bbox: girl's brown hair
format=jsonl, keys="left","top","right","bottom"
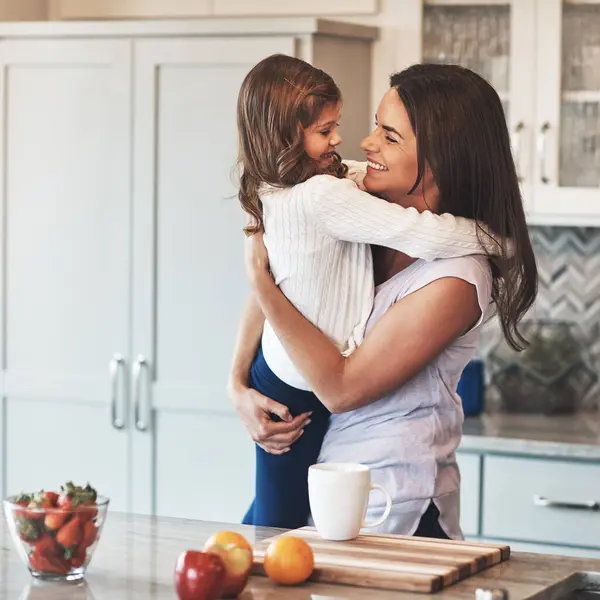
{"left": 237, "top": 54, "right": 347, "bottom": 235}
{"left": 390, "top": 63, "right": 538, "bottom": 351}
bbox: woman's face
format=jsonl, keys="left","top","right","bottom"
{"left": 360, "top": 89, "right": 439, "bottom": 212}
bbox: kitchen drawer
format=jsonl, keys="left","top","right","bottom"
{"left": 482, "top": 456, "right": 600, "bottom": 548}
{"left": 457, "top": 452, "right": 481, "bottom": 536}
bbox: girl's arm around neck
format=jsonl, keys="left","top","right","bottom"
{"left": 305, "top": 175, "right": 503, "bottom": 259}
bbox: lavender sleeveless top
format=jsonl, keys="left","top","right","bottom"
{"left": 316, "top": 255, "right": 493, "bottom": 539}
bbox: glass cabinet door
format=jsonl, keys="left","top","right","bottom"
{"left": 535, "top": 0, "right": 600, "bottom": 223}
{"left": 423, "top": 3, "right": 510, "bottom": 111}
{"left": 559, "top": 3, "right": 600, "bottom": 188}
{"left": 421, "top": 0, "right": 537, "bottom": 214}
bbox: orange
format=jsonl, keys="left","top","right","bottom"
{"left": 263, "top": 536, "right": 314, "bottom": 585}
{"left": 203, "top": 530, "right": 253, "bottom": 559}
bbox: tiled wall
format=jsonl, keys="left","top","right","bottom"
{"left": 480, "top": 226, "right": 600, "bottom": 412}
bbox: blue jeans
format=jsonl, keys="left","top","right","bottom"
{"left": 242, "top": 346, "right": 330, "bottom": 529}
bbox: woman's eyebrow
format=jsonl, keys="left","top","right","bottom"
{"left": 381, "top": 123, "right": 403, "bottom": 139}
{"left": 375, "top": 114, "right": 403, "bottom": 139}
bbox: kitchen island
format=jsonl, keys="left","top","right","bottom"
{"left": 1, "top": 512, "right": 599, "bottom": 600}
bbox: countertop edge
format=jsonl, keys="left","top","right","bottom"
{"left": 459, "top": 434, "right": 600, "bottom": 460}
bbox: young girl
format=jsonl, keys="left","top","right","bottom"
{"left": 234, "top": 54, "right": 502, "bottom": 529}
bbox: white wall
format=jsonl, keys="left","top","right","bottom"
{"left": 335, "top": 0, "right": 423, "bottom": 128}
{"left": 0, "top": 0, "right": 46, "bottom": 20}
{"left": 47, "top": 0, "right": 422, "bottom": 118}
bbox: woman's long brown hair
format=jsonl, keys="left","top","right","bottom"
{"left": 236, "top": 54, "right": 347, "bottom": 235}
{"left": 390, "top": 64, "right": 538, "bottom": 351}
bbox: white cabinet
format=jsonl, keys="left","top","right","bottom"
{"left": 129, "top": 36, "right": 292, "bottom": 519}
{"left": 482, "top": 455, "right": 600, "bottom": 549}
{"left": 457, "top": 453, "right": 481, "bottom": 537}
{"left": 0, "top": 39, "right": 132, "bottom": 512}
{"left": 417, "top": 0, "right": 600, "bottom": 226}
{"left": 0, "top": 19, "right": 376, "bottom": 522}
{"left": 457, "top": 450, "right": 600, "bottom": 558}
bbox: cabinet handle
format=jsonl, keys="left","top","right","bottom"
{"left": 511, "top": 121, "right": 525, "bottom": 182}
{"left": 537, "top": 122, "right": 551, "bottom": 184}
{"left": 132, "top": 355, "right": 151, "bottom": 432}
{"left": 109, "top": 354, "right": 126, "bottom": 430}
{"left": 533, "top": 494, "right": 600, "bottom": 512}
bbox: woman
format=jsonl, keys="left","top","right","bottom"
{"left": 229, "top": 63, "right": 537, "bottom": 539}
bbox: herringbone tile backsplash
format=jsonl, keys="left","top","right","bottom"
{"left": 479, "top": 226, "right": 600, "bottom": 411}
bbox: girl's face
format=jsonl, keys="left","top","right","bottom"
{"left": 303, "top": 102, "right": 342, "bottom": 170}
{"left": 360, "top": 89, "right": 439, "bottom": 212}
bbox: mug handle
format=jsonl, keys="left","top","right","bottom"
{"left": 361, "top": 483, "right": 392, "bottom": 529}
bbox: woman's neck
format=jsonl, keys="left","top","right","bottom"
{"left": 372, "top": 246, "right": 418, "bottom": 286}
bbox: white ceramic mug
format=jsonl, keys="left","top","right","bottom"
{"left": 308, "top": 463, "right": 393, "bottom": 541}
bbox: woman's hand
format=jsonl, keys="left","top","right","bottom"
{"left": 228, "top": 381, "right": 311, "bottom": 454}
{"left": 244, "top": 232, "right": 271, "bottom": 287}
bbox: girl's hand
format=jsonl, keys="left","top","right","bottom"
{"left": 228, "top": 381, "right": 311, "bottom": 454}
{"left": 244, "top": 232, "right": 271, "bottom": 285}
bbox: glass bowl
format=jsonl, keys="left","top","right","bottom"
{"left": 3, "top": 494, "right": 109, "bottom": 582}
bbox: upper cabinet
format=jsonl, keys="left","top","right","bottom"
{"left": 534, "top": 0, "right": 600, "bottom": 224}
{"left": 418, "top": 0, "right": 600, "bottom": 227}
{"left": 39, "top": 0, "right": 600, "bottom": 227}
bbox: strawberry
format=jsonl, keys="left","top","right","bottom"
{"left": 44, "top": 511, "right": 69, "bottom": 531}
{"left": 58, "top": 481, "right": 98, "bottom": 523}
{"left": 29, "top": 551, "right": 65, "bottom": 574}
{"left": 42, "top": 491, "right": 59, "bottom": 506}
{"left": 57, "top": 481, "right": 98, "bottom": 521}
{"left": 80, "top": 520, "right": 97, "bottom": 549}
{"left": 56, "top": 516, "right": 82, "bottom": 548}
{"left": 30, "top": 534, "right": 72, "bottom": 573}
{"left": 14, "top": 494, "right": 32, "bottom": 519}
{"left": 34, "top": 534, "right": 59, "bottom": 555}
{"left": 26, "top": 491, "right": 55, "bottom": 520}
{"left": 78, "top": 504, "right": 98, "bottom": 523}
{"left": 69, "top": 546, "right": 87, "bottom": 569}
{"left": 57, "top": 493, "right": 72, "bottom": 511}
{"left": 16, "top": 516, "right": 41, "bottom": 544}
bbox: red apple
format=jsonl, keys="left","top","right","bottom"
{"left": 174, "top": 550, "right": 226, "bottom": 600}
{"left": 204, "top": 543, "right": 253, "bottom": 598}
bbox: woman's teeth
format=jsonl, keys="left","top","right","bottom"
{"left": 367, "top": 160, "right": 388, "bottom": 171}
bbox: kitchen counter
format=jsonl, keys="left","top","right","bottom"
{"left": 2, "top": 512, "right": 600, "bottom": 600}
{"left": 460, "top": 413, "right": 600, "bottom": 460}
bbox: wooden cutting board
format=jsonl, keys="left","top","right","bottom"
{"left": 252, "top": 526, "right": 510, "bottom": 594}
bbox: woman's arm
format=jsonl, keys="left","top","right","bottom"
{"left": 227, "top": 294, "right": 310, "bottom": 454}
{"left": 305, "top": 175, "right": 503, "bottom": 259}
{"left": 246, "top": 235, "right": 482, "bottom": 414}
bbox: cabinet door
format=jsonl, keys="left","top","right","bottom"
{"left": 0, "top": 40, "right": 132, "bottom": 509}
{"left": 456, "top": 452, "right": 481, "bottom": 537}
{"left": 483, "top": 455, "right": 600, "bottom": 548}
{"left": 421, "top": 0, "right": 537, "bottom": 217}
{"left": 533, "top": 0, "right": 600, "bottom": 224}
{"left": 131, "top": 37, "right": 296, "bottom": 520}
